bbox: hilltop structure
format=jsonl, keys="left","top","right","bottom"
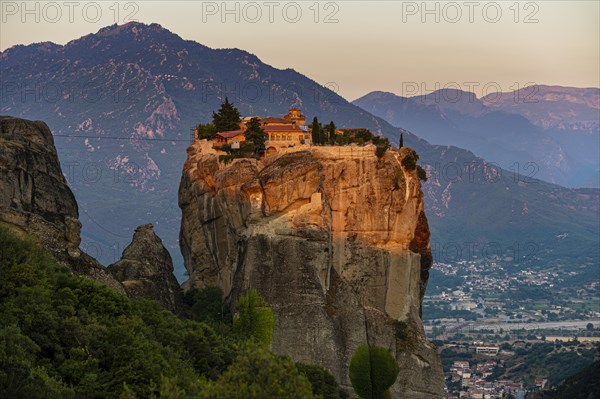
{"left": 209, "top": 108, "right": 312, "bottom": 153}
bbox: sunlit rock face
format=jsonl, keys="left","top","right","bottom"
{"left": 179, "top": 141, "right": 444, "bottom": 398}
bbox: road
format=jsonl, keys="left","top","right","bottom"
{"left": 425, "top": 319, "right": 600, "bottom": 333}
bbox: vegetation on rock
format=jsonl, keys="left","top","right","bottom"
{"left": 417, "top": 165, "right": 428, "bottom": 182}
{"left": 196, "top": 123, "right": 218, "bottom": 140}
{"left": 349, "top": 344, "right": 400, "bottom": 399}
{"left": 401, "top": 149, "right": 419, "bottom": 171}
{"left": 233, "top": 288, "right": 275, "bottom": 347}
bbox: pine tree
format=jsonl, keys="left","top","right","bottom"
{"left": 243, "top": 117, "right": 267, "bottom": 155}
{"left": 399, "top": 133, "right": 404, "bottom": 148}
{"left": 311, "top": 117, "right": 321, "bottom": 145}
{"left": 212, "top": 97, "right": 241, "bottom": 132}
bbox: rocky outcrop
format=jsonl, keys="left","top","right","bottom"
{"left": 108, "top": 224, "right": 184, "bottom": 313}
{"left": 179, "top": 141, "right": 444, "bottom": 398}
{"left": 0, "top": 116, "right": 124, "bottom": 293}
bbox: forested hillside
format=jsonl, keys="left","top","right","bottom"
{"left": 0, "top": 225, "right": 343, "bottom": 399}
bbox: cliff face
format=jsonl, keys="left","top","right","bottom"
{"left": 0, "top": 116, "right": 124, "bottom": 292}
{"left": 179, "top": 141, "right": 444, "bottom": 398}
{"left": 108, "top": 224, "right": 184, "bottom": 313}
{"left": 0, "top": 116, "right": 187, "bottom": 313}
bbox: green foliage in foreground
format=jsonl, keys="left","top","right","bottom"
{"left": 0, "top": 226, "right": 341, "bottom": 398}
{"left": 233, "top": 288, "right": 275, "bottom": 347}
{"left": 349, "top": 344, "right": 400, "bottom": 399}
{"left": 200, "top": 344, "right": 318, "bottom": 399}
{"left": 297, "top": 363, "right": 347, "bottom": 399}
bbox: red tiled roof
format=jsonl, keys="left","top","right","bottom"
{"left": 217, "top": 125, "right": 305, "bottom": 138}
{"left": 217, "top": 130, "right": 245, "bottom": 138}
{"left": 263, "top": 125, "right": 304, "bottom": 132}
{"left": 261, "top": 117, "right": 289, "bottom": 124}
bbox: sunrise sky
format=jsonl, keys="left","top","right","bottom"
{"left": 1, "top": 0, "right": 599, "bottom": 100}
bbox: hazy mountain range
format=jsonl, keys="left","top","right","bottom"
{"left": 353, "top": 87, "right": 600, "bottom": 188}
{"left": 1, "top": 22, "right": 598, "bottom": 278}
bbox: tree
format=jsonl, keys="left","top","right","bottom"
{"left": 586, "top": 323, "right": 594, "bottom": 331}
{"left": 296, "top": 363, "right": 344, "bottom": 399}
{"left": 0, "top": 225, "right": 236, "bottom": 399}
{"left": 349, "top": 345, "right": 400, "bottom": 399}
{"left": 200, "top": 345, "right": 318, "bottom": 399}
{"left": 401, "top": 150, "right": 419, "bottom": 171}
{"left": 311, "top": 117, "right": 322, "bottom": 145}
{"left": 327, "top": 121, "right": 336, "bottom": 145}
{"left": 184, "top": 286, "right": 228, "bottom": 324}
{"left": 196, "top": 123, "right": 217, "bottom": 140}
{"left": 233, "top": 288, "right": 274, "bottom": 347}
{"left": 212, "top": 97, "right": 241, "bottom": 132}
{"left": 417, "top": 165, "right": 427, "bottom": 182}
{"left": 243, "top": 117, "right": 267, "bottom": 155}
{"left": 399, "top": 133, "right": 404, "bottom": 148}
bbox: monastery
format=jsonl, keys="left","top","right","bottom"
{"left": 211, "top": 108, "right": 311, "bottom": 154}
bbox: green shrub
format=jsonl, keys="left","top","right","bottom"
{"left": 416, "top": 165, "right": 427, "bottom": 182}
{"left": 200, "top": 344, "right": 318, "bottom": 399}
{"left": 184, "top": 286, "right": 229, "bottom": 325}
{"left": 401, "top": 150, "right": 419, "bottom": 171}
{"left": 297, "top": 363, "right": 343, "bottom": 399}
{"left": 393, "top": 170, "right": 403, "bottom": 190}
{"left": 233, "top": 288, "right": 274, "bottom": 347}
{"left": 394, "top": 321, "right": 409, "bottom": 341}
{"left": 349, "top": 344, "right": 400, "bottom": 399}
{"left": 375, "top": 145, "right": 388, "bottom": 158}
{"left": 196, "top": 123, "right": 217, "bottom": 140}
{"left": 218, "top": 154, "right": 240, "bottom": 165}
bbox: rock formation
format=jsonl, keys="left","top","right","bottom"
{"left": 179, "top": 141, "right": 444, "bottom": 398}
{"left": 0, "top": 116, "right": 125, "bottom": 292}
{"left": 108, "top": 223, "right": 185, "bottom": 313}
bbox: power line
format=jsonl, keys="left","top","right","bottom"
{"left": 52, "top": 134, "right": 191, "bottom": 143}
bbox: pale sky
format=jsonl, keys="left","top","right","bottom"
{"left": 1, "top": 0, "right": 599, "bottom": 100}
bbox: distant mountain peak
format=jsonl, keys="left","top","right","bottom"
{"left": 426, "top": 88, "right": 480, "bottom": 101}
{"left": 96, "top": 21, "right": 168, "bottom": 37}
{"left": 353, "top": 91, "right": 402, "bottom": 103}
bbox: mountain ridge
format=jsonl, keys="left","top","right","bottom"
{"left": 1, "top": 22, "right": 597, "bottom": 278}
{"left": 353, "top": 87, "right": 600, "bottom": 188}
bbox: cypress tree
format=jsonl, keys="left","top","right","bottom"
{"left": 311, "top": 117, "right": 322, "bottom": 145}
{"left": 399, "top": 133, "right": 404, "bottom": 148}
{"left": 328, "top": 121, "right": 336, "bottom": 145}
